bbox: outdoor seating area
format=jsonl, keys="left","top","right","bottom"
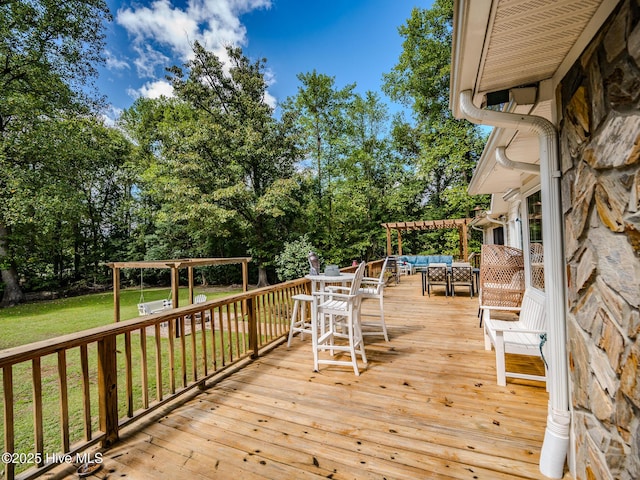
{"left": 420, "top": 261, "right": 476, "bottom": 298}
{"left": 53, "top": 273, "right": 551, "bottom": 479}
{"left": 397, "top": 254, "right": 454, "bottom": 274}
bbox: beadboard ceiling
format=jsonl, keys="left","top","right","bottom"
{"left": 476, "top": 0, "right": 603, "bottom": 96}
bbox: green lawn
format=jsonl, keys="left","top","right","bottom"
{"left": 0, "top": 287, "right": 240, "bottom": 350}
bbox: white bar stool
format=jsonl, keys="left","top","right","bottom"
{"left": 287, "top": 293, "right": 314, "bottom": 347}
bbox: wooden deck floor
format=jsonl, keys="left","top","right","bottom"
{"left": 57, "top": 274, "right": 562, "bottom": 480}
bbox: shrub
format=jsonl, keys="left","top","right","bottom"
{"left": 274, "top": 235, "right": 322, "bottom": 282}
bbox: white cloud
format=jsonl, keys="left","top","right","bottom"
{"left": 117, "top": 0, "right": 272, "bottom": 72}
{"left": 132, "top": 44, "right": 171, "bottom": 78}
{"left": 264, "top": 91, "right": 277, "bottom": 110}
{"left": 116, "top": 0, "right": 278, "bottom": 104}
{"left": 105, "top": 50, "right": 130, "bottom": 71}
{"left": 128, "top": 80, "right": 175, "bottom": 100}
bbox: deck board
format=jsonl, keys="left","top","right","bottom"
{"left": 55, "top": 274, "right": 569, "bottom": 479}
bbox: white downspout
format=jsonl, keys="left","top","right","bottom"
{"left": 459, "top": 90, "right": 570, "bottom": 479}
{"left": 484, "top": 214, "right": 509, "bottom": 244}
{"left": 496, "top": 146, "right": 540, "bottom": 173}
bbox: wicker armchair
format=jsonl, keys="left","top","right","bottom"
{"left": 530, "top": 243, "right": 545, "bottom": 290}
{"left": 478, "top": 245, "right": 525, "bottom": 326}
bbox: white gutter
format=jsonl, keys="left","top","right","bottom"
{"left": 496, "top": 146, "right": 540, "bottom": 174}
{"left": 459, "top": 90, "right": 570, "bottom": 479}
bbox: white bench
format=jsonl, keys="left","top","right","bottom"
{"left": 483, "top": 288, "right": 547, "bottom": 386}
{"left": 137, "top": 299, "right": 173, "bottom": 316}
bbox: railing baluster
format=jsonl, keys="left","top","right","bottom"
{"left": 256, "top": 295, "right": 264, "bottom": 347}
{"left": 168, "top": 318, "right": 176, "bottom": 394}
{"left": 179, "top": 316, "right": 187, "bottom": 388}
{"left": 267, "top": 291, "right": 275, "bottom": 340}
{"left": 140, "top": 327, "right": 149, "bottom": 409}
{"left": 219, "top": 306, "right": 226, "bottom": 366}
{"left": 225, "top": 302, "right": 233, "bottom": 362}
{"left": 57, "top": 350, "right": 70, "bottom": 452}
{"left": 190, "top": 313, "right": 197, "bottom": 382}
{"left": 200, "top": 309, "right": 208, "bottom": 379}
{"left": 124, "top": 332, "right": 133, "bottom": 418}
{"left": 228, "top": 303, "right": 237, "bottom": 360}
{"left": 248, "top": 297, "right": 258, "bottom": 358}
{"left": 210, "top": 310, "right": 218, "bottom": 371}
{"left": 154, "top": 323, "right": 163, "bottom": 402}
{"left": 4, "top": 365, "right": 15, "bottom": 480}
{"left": 241, "top": 300, "right": 249, "bottom": 353}
{"left": 32, "top": 358, "right": 44, "bottom": 466}
{"left": 79, "top": 346, "right": 91, "bottom": 440}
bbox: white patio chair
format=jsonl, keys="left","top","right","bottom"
{"left": 287, "top": 293, "right": 314, "bottom": 346}
{"left": 312, "top": 261, "right": 367, "bottom": 375}
{"left": 358, "top": 258, "right": 389, "bottom": 341}
{"left": 483, "top": 288, "right": 547, "bottom": 386}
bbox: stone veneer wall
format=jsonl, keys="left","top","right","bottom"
{"left": 559, "top": 1, "right": 640, "bottom": 478}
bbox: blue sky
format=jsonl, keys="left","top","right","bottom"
{"left": 98, "top": 0, "right": 431, "bottom": 121}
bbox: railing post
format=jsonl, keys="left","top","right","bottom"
{"left": 3, "top": 366, "right": 15, "bottom": 480}
{"left": 98, "top": 335, "right": 119, "bottom": 447}
{"left": 247, "top": 297, "right": 259, "bottom": 359}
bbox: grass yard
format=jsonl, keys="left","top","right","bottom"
{"left": 0, "top": 286, "right": 242, "bottom": 350}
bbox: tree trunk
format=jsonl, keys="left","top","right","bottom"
{"left": 256, "top": 266, "right": 269, "bottom": 288}
{"left": 0, "top": 223, "right": 26, "bottom": 307}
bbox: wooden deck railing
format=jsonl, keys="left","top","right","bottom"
{"left": 0, "top": 260, "right": 384, "bottom": 480}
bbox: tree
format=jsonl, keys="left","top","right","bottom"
{"left": 383, "top": 0, "right": 487, "bottom": 226}
{"left": 4, "top": 116, "right": 133, "bottom": 294}
{"left": 163, "top": 43, "right": 300, "bottom": 287}
{"left": 281, "top": 72, "right": 355, "bottom": 245}
{"left": 0, "top": 0, "right": 111, "bottom": 306}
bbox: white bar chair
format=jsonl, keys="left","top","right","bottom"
{"left": 287, "top": 293, "right": 314, "bottom": 347}
{"left": 312, "top": 262, "right": 368, "bottom": 375}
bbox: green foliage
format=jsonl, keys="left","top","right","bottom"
{"left": 0, "top": 0, "right": 111, "bottom": 305}
{"left": 383, "top": 0, "right": 488, "bottom": 227}
{"left": 274, "top": 235, "right": 321, "bottom": 282}
{"left": 122, "top": 43, "right": 301, "bottom": 286}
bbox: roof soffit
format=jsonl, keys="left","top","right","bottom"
{"left": 452, "top": 0, "right": 616, "bottom": 114}
{"left": 477, "top": 0, "right": 603, "bottom": 96}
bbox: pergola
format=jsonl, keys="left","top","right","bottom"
{"left": 106, "top": 257, "right": 252, "bottom": 322}
{"left": 381, "top": 218, "right": 474, "bottom": 260}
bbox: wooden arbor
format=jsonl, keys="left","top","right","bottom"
{"left": 106, "top": 257, "right": 252, "bottom": 322}
{"left": 381, "top": 218, "right": 473, "bottom": 261}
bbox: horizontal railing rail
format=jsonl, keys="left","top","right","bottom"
{"left": 0, "top": 261, "right": 385, "bottom": 480}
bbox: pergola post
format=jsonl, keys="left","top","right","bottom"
{"left": 188, "top": 266, "right": 195, "bottom": 304}
{"left": 397, "top": 230, "right": 403, "bottom": 256}
{"left": 170, "top": 265, "right": 180, "bottom": 309}
{"left": 461, "top": 224, "right": 469, "bottom": 261}
{"left": 242, "top": 261, "right": 249, "bottom": 292}
{"left": 112, "top": 267, "right": 120, "bottom": 323}
{"left": 386, "top": 227, "right": 392, "bottom": 256}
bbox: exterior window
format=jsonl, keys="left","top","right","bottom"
{"left": 527, "top": 191, "right": 544, "bottom": 290}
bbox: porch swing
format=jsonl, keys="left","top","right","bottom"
{"left": 136, "top": 269, "right": 173, "bottom": 316}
